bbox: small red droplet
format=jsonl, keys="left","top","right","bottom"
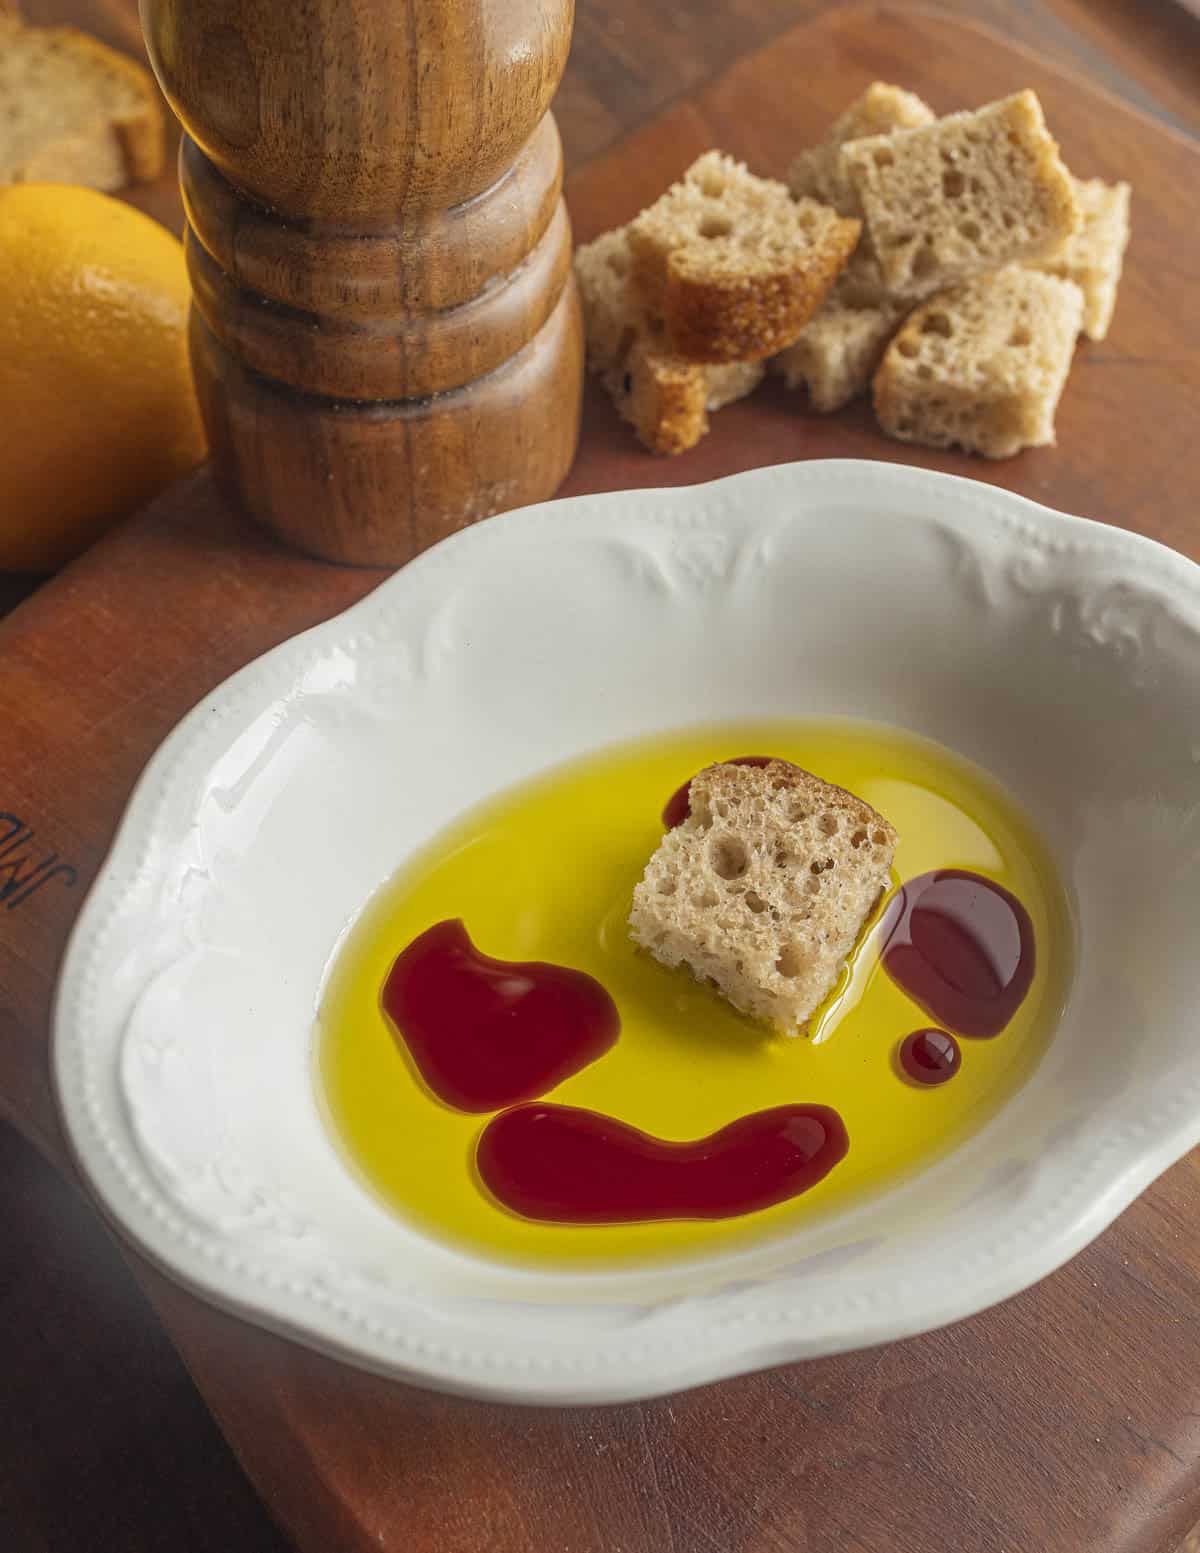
{"left": 898, "top": 1028, "right": 961, "bottom": 1086}
{"left": 879, "top": 870, "right": 1035, "bottom": 1038}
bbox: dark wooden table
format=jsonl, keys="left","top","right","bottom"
{"left": 3, "top": 2, "right": 1199, "bottom": 1550}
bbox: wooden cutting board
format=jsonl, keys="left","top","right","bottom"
{"left": 3, "top": 8, "right": 1199, "bottom": 1551}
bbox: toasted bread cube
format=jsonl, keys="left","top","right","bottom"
{"left": 629, "top": 760, "right": 897, "bottom": 1034}
{"left": 873, "top": 268, "right": 1084, "bottom": 459}
{"left": 627, "top": 151, "right": 861, "bottom": 363}
{"left": 774, "top": 295, "right": 904, "bottom": 412}
{"left": 1034, "top": 177, "right": 1130, "bottom": 341}
{"left": 788, "top": 82, "right": 936, "bottom": 217}
{"left": 609, "top": 338, "right": 763, "bottom": 456}
{"left": 841, "top": 91, "right": 1079, "bottom": 298}
{"left": 574, "top": 228, "right": 641, "bottom": 376}
{"left": 575, "top": 228, "right": 763, "bottom": 454}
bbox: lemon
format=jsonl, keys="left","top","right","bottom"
{"left": 0, "top": 184, "right": 206, "bottom": 573}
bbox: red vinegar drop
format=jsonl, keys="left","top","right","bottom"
{"left": 382, "top": 920, "right": 619, "bottom": 1112}
{"left": 898, "top": 1028, "right": 961, "bottom": 1086}
{"left": 476, "top": 1101, "right": 849, "bottom": 1223}
{"left": 879, "top": 870, "right": 1035, "bottom": 1038}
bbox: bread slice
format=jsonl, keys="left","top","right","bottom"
{"left": 788, "top": 82, "right": 935, "bottom": 217}
{"left": 574, "top": 227, "right": 763, "bottom": 454}
{"left": 627, "top": 151, "right": 861, "bottom": 363}
{"left": 841, "top": 91, "right": 1079, "bottom": 299}
{"left": 1033, "top": 177, "right": 1130, "bottom": 341}
{"left": 873, "top": 267, "right": 1084, "bottom": 459}
{"left": 0, "top": 16, "right": 165, "bottom": 190}
{"left": 773, "top": 295, "right": 904, "bottom": 412}
{"left": 629, "top": 760, "right": 897, "bottom": 1034}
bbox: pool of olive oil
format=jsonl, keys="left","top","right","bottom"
{"left": 317, "top": 721, "right": 1071, "bottom": 1267}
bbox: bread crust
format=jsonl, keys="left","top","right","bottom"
{"left": 628, "top": 153, "right": 861, "bottom": 363}
{"left": 663, "top": 225, "right": 860, "bottom": 362}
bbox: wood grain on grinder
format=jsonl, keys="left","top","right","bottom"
{"left": 2, "top": 6, "right": 1199, "bottom": 1553}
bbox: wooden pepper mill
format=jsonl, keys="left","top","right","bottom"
{"left": 140, "top": 0, "right": 583, "bottom": 567}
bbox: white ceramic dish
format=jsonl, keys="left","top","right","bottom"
{"left": 54, "top": 461, "right": 1200, "bottom": 1405}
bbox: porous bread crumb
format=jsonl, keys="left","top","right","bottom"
{"left": 1032, "top": 176, "right": 1130, "bottom": 341}
{"left": 773, "top": 294, "right": 904, "bottom": 412}
{"left": 574, "top": 227, "right": 763, "bottom": 454}
{"left": 873, "top": 266, "right": 1084, "bottom": 458}
{"left": 574, "top": 228, "right": 640, "bottom": 377}
{"left": 840, "top": 90, "right": 1079, "bottom": 299}
{"left": 788, "top": 82, "right": 936, "bottom": 217}
{"left": 704, "top": 358, "right": 765, "bottom": 410}
{"left": 629, "top": 760, "right": 897, "bottom": 1034}
{"left": 627, "top": 151, "right": 861, "bottom": 363}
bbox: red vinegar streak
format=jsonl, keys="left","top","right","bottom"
{"left": 879, "top": 870, "right": 1035, "bottom": 1038}
{"left": 381, "top": 920, "right": 619, "bottom": 1112}
{"left": 898, "top": 1028, "right": 960, "bottom": 1086}
{"left": 662, "top": 755, "right": 788, "bottom": 829}
{"left": 477, "top": 1102, "right": 849, "bottom": 1224}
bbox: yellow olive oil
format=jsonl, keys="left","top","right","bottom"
{"left": 317, "top": 721, "right": 1071, "bottom": 1267}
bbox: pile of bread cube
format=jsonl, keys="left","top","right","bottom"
{"left": 575, "top": 85, "right": 1131, "bottom": 460}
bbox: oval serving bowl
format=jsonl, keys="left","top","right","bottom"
{"left": 53, "top": 460, "right": 1200, "bottom": 1405}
